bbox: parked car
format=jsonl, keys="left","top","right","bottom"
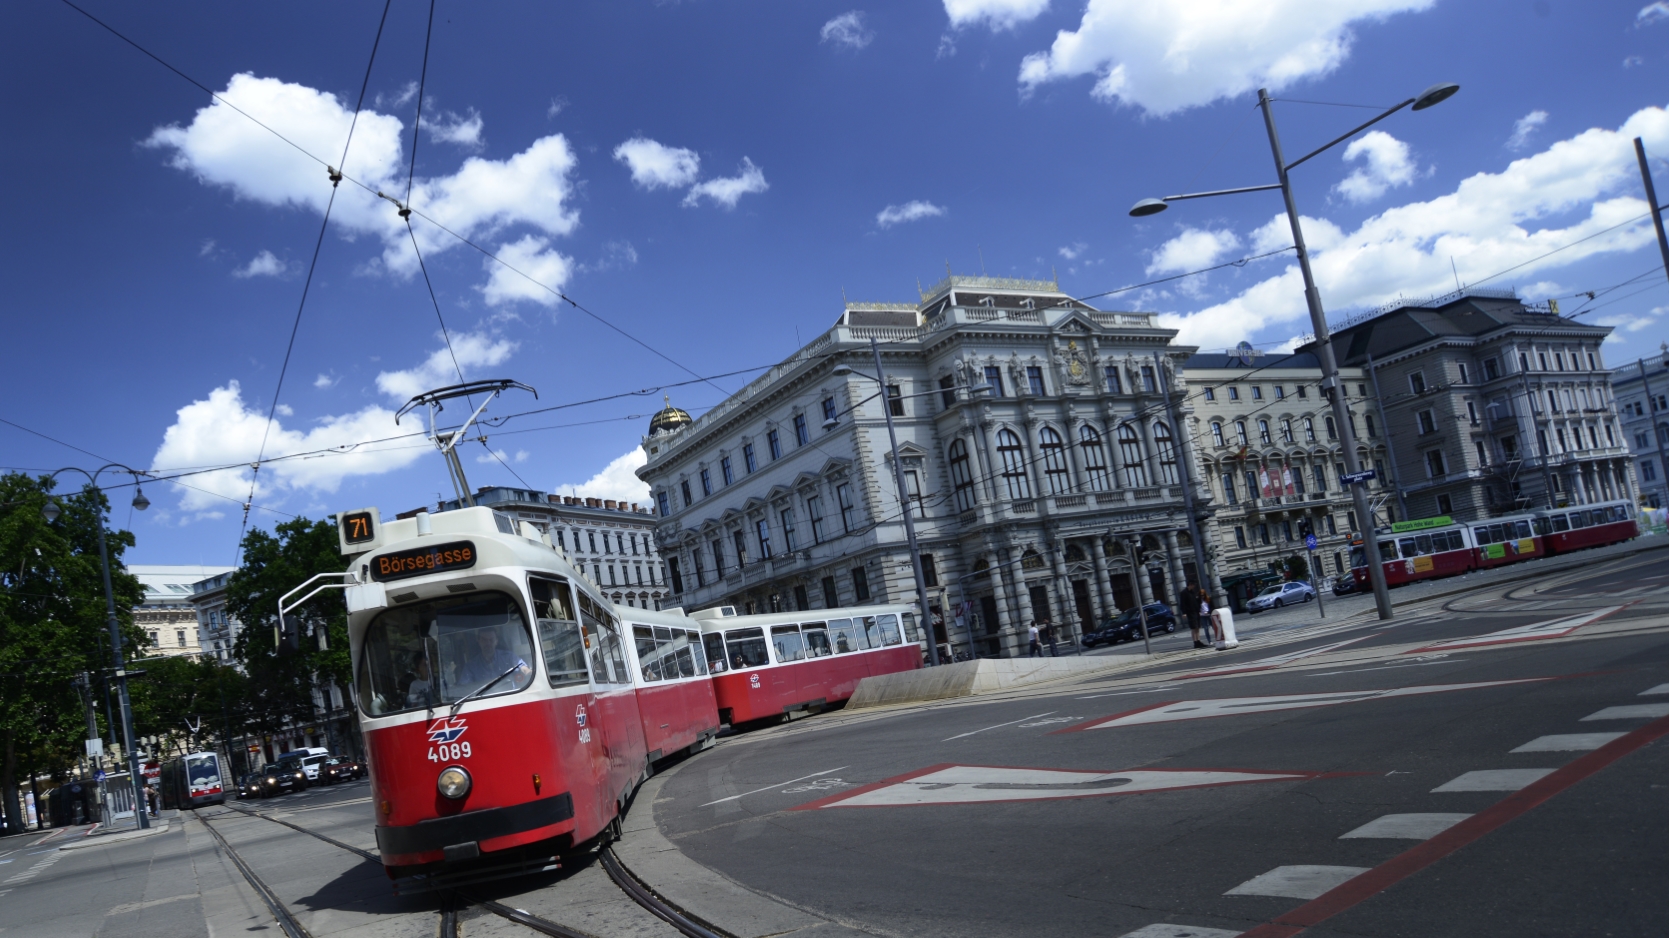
{"left": 321, "top": 757, "right": 365, "bottom": 784}
{"left": 1082, "top": 603, "right": 1175, "bottom": 647}
{"left": 1246, "top": 580, "right": 1317, "bottom": 612}
{"left": 237, "top": 773, "right": 263, "bottom": 799}
{"left": 1331, "top": 574, "right": 1361, "bottom": 596}
{"left": 274, "top": 749, "right": 332, "bottom": 783}
{"left": 258, "top": 763, "right": 308, "bottom": 797}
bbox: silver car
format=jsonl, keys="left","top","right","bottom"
{"left": 1246, "top": 580, "right": 1316, "bottom": 612}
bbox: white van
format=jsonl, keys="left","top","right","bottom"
{"left": 275, "top": 747, "right": 331, "bottom": 782}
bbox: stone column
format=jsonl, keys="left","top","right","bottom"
{"left": 1046, "top": 540, "right": 1076, "bottom": 646}
{"left": 1131, "top": 541, "right": 1155, "bottom": 605}
{"left": 1164, "top": 530, "right": 1186, "bottom": 604}
{"left": 1063, "top": 414, "right": 1087, "bottom": 495}
{"left": 1090, "top": 536, "right": 1117, "bottom": 616}
{"left": 1103, "top": 406, "right": 1127, "bottom": 489}
{"left": 1139, "top": 418, "right": 1162, "bottom": 488}
{"left": 979, "top": 421, "right": 1004, "bottom": 502}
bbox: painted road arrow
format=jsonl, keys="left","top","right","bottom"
{"left": 1060, "top": 678, "right": 1548, "bottom": 732}
{"left": 795, "top": 764, "right": 1325, "bottom": 809}
{"left": 1406, "top": 606, "right": 1626, "bottom": 653}
{"left": 1180, "top": 635, "right": 1377, "bottom": 679}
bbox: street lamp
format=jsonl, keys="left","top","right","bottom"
{"left": 40, "top": 464, "right": 153, "bottom": 830}
{"left": 831, "top": 338, "right": 941, "bottom": 666}
{"left": 1128, "top": 82, "right": 1460, "bottom": 621}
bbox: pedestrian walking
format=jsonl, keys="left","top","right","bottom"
{"left": 1199, "top": 593, "right": 1216, "bottom": 645}
{"left": 1183, "top": 584, "right": 1207, "bottom": 648}
{"left": 1027, "top": 622, "right": 1042, "bottom": 657}
{"left": 1043, "top": 621, "right": 1059, "bottom": 657}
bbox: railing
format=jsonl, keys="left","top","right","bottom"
{"left": 1012, "top": 500, "right": 1037, "bottom": 513}
{"left": 1095, "top": 492, "right": 1126, "bottom": 507}
{"left": 1053, "top": 495, "right": 1087, "bottom": 509}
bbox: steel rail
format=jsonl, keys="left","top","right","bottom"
{"left": 195, "top": 812, "right": 315, "bottom": 938}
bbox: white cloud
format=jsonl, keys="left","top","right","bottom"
{"left": 149, "top": 381, "right": 425, "bottom": 514}
{"left": 199, "top": 238, "right": 217, "bottom": 257}
{"left": 613, "top": 137, "right": 701, "bottom": 190}
{"left": 1639, "top": 2, "right": 1669, "bottom": 26}
{"left": 146, "top": 74, "right": 578, "bottom": 283}
{"left": 1016, "top": 0, "right": 1431, "bottom": 116}
{"left": 376, "top": 81, "right": 418, "bottom": 110}
{"left": 554, "top": 447, "right": 650, "bottom": 505}
{"left": 425, "top": 109, "right": 484, "bottom": 148}
{"left": 313, "top": 373, "right": 337, "bottom": 389}
{"left": 944, "top": 0, "right": 1050, "bottom": 31}
{"left": 233, "top": 249, "right": 286, "bottom": 278}
{"left": 1059, "top": 242, "right": 1087, "bottom": 260}
{"left": 374, "top": 331, "right": 519, "bottom": 401}
{"left": 1333, "top": 131, "right": 1417, "bottom": 203}
{"left": 683, "top": 158, "right": 769, "bottom": 208}
{"left": 480, "top": 234, "right": 573, "bottom": 308}
{"left": 1249, "top": 213, "right": 1343, "bottom": 254}
{"left": 1624, "top": 55, "right": 1646, "bottom": 68}
{"left": 546, "top": 96, "right": 569, "bottom": 119}
{"left": 1155, "top": 104, "right": 1669, "bottom": 350}
{"left": 274, "top": 404, "right": 293, "bottom": 417}
{"left": 476, "top": 447, "right": 533, "bottom": 465}
{"left": 1508, "top": 110, "right": 1549, "bottom": 150}
{"left": 821, "top": 11, "right": 874, "bottom": 49}
{"left": 876, "top": 200, "right": 946, "bottom": 228}
{"left": 1146, "top": 228, "right": 1240, "bottom": 275}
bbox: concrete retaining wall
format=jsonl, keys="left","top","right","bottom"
{"left": 846, "top": 656, "right": 1141, "bottom": 710}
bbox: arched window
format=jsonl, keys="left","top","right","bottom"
{"left": 1325, "top": 415, "right": 1338, "bottom": 440}
{"left": 1079, "top": 425, "right": 1110, "bottom": 492}
{"left": 1153, "top": 421, "right": 1179, "bottom": 485}
{"left": 949, "top": 438, "right": 977, "bottom": 512}
{"left": 997, "top": 429, "right": 1032, "bottom": 499}
{"left": 1038, "top": 427, "right": 1071, "bottom": 495}
{"left": 1118, "top": 424, "right": 1149, "bottom": 487}
{"left": 1235, "top": 420, "right": 1249, "bottom": 445}
{"left": 1211, "top": 421, "right": 1225, "bottom": 447}
{"left": 1258, "top": 419, "right": 1272, "bottom": 444}
{"left": 1304, "top": 417, "right": 1316, "bottom": 442}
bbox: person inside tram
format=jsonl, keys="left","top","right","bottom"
{"left": 733, "top": 652, "right": 747, "bottom": 669}
{"left": 835, "top": 633, "right": 852, "bottom": 654}
{"left": 405, "top": 656, "right": 436, "bottom": 708}
{"left": 457, "top": 626, "right": 530, "bottom": 689}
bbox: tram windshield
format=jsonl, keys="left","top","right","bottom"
{"left": 187, "top": 755, "right": 220, "bottom": 788}
{"left": 357, "top": 591, "right": 536, "bottom": 716}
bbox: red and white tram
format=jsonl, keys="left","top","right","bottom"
{"left": 1350, "top": 512, "right": 1542, "bottom": 588}
{"left": 695, "top": 605, "right": 924, "bottom": 725}
{"left": 1535, "top": 499, "right": 1640, "bottom": 555}
{"left": 341, "top": 505, "right": 718, "bottom": 883}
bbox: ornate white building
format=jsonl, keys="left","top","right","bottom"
{"left": 637, "top": 276, "right": 1213, "bottom": 657}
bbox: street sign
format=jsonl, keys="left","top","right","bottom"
{"left": 1305, "top": 534, "right": 1318, "bottom": 550}
{"left": 95, "top": 770, "right": 106, "bottom": 781}
{"left": 84, "top": 738, "right": 104, "bottom": 758}
{"left": 1340, "top": 469, "right": 1378, "bottom": 485}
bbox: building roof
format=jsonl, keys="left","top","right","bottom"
{"left": 648, "top": 396, "right": 694, "bottom": 436}
{"left": 129, "top": 565, "right": 233, "bottom": 605}
{"left": 1306, "top": 291, "right": 1612, "bottom": 366}
{"left": 1184, "top": 351, "right": 1325, "bottom": 371}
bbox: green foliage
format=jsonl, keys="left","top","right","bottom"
{"left": 226, "top": 517, "right": 351, "bottom": 735}
{"left": 127, "top": 656, "right": 250, "bottom": 757}
{"left": 1282, "top": 553, "right": 1310, "bottom": 582}
{"left": 0, "top": 472, "right": 146, "bottom": 829}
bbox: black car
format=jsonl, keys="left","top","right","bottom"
{"left": 321, "top": 757, "right": 365, "bottom": 784}
{"left": 237, "top": 773, "right": 263, "bottom": 799}
{"left": 1331, "top": 574, "right": 1361, "bottom": 596}
{"left": 1082, "top": 603, "right": 1176, "bottom": 648}
{"left": 258, "top": 764, "right": 308, "bottom": 797}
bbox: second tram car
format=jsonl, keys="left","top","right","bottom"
{"left": 696, "top": 604, "right": 924, "bottom": 725}
{"left": 159, "top": 751, "right": 226, "bottom": 809}
{"left": 1536, "top": 499, "right": 1639, "bottom": 555}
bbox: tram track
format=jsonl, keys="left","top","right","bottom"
{"left": 202, "top": 797, "right": 730, "bottom": 938}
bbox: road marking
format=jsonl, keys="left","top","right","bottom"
{"left": 1118, "top": 925, "right": 1242, "bottom": 938}
{"left": 1407, "top": 606, "right": 1626, "bottom": 653}
{"left": 1226, "top": 866, "right": 1370, "bottom": 900}
{"left": 794, "top": 764, "right": 1320, "bottom": 809}
{"left": 106, "top": 893, "right": 198, "bottom": 916}
{"left": 1238, "top": 712, "right": 1669, "bottom": 938}
{"left": 1511, "top": 733, "right": 1625, "bottom": 752}
{"left": 1339, "top": 813, "right": 1472, "bottom": 839}
{"left": 1077, "top": 685, "right": 1179, "bottom": 700}
{"left": 1179, "top": 636, "right": 1376, "bottom": 679}
{"left": 942, "top": 711, "right": 1056, "bottom": 741}
{"left": 1432, "top": 768, "right": 1555, "bottom": 792}
{"left": 1581, "top": 703, "right": 1669, "bottom": 721}
{"left": 1062, "top": 679, "right": 1546, "bottom": 732}
{"left": 700, "top": 766, "right": 850, "bottom": 807}
{"left": 1306, "top": 660, "right": 1454, "bottom": 677}
{"left": 1641, "top": 683, "right": 1669, "bottom": 695}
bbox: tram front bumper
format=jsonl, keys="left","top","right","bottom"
{"left": 374, "top": 792, "right": 574, "bottom": 860}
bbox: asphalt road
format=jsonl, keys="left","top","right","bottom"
{"left": 654, "top": 551, "right": 1669, "bottom": 938}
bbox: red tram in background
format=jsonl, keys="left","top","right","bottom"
{"left": 331, "top": 504, "right": 918, "bottom": 888}
{"left": 1351, "top": 501, "right": 1639, "bottom": 590}
{"left": 695, "top": 604, "right": 923, "bottom": 725}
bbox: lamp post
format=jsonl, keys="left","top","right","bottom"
{"left": 1130, "top": 81, "right": 1460, "bottom": 621}
{"left": 41, "top": 464, "right": 153, "bottom": 830}
{"left": 831, "top": 339, "right": 941, "bottom": 666}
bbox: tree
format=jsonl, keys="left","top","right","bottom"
{"left": 1282, "top": 553, "right": 1310, "bottom": 582}
{"left": 225, "top": 518, "right": 352, "bottom": 742}
{"left": 0, "top": 473, "right": 144, "bottom": 833}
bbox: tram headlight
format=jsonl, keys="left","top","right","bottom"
{"left": 436, "top": 765, "right": 472, "bottom": 800}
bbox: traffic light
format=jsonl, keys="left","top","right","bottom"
{"left": 275, "top": 614, "right": 300, "bottom": 655}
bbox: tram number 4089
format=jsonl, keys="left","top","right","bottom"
{"left": 428, "top": 742, "right": 472, "bottom": 762}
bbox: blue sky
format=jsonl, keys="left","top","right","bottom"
{"left": 3, "top": 0, "right": 1667, "bottom": 565}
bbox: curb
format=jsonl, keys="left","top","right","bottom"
{"left": 59, "top": 820, "right": 169, "bottom": 850}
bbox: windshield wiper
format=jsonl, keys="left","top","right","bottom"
{"left": 449, "top": 664, "right": 521, "bottom": 718}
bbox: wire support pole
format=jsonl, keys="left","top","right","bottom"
{"left": 1153, "top": 349, "right": 1218, "bottom": 607}
{"left": 870, "top": 338, "right": 940, "bottom": 666}
{"left": 1256, "top": 87, "right": 1394, "bottom": 621}
{"left": 1364, "top": 351, "right": 1410, "bottom": 522}
{"left": 1637, "top": 137, "right": 1669, "bottom": 292}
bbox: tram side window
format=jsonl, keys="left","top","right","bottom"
{"left": 532, "top": 577, "right": 589, "bottom": 689}
{"left": 635, "top": 625, "right": 663, "bottom": 682}
{"left": 670, "top": 629, "right": 697, "bottom": 678}
{"left": 826, "top": 618, "right": 864, "bottom": 653}
{"left": 1569, "top": 511, "right": 1589, "bottom": 529}
{"left": 902, "top": 613, "right": 920, "bottom": 643}
{"left": 1513, "top": 520, "right": 1532, "bottom": 539}
{"left": 688, "top": 629, "right": 710, "bottom": 675}
{"left": 1473, "top": 526, "right": 1493, "bottom": 546}
{"left": 579, "top": 593, "right": 629, "bottom": 684}
{"left": 772, "top": 625, "right": 806, "bottom": 662}
{"left": 1550, "top": 514, "right": 1570, "bottom": 532}
{"left": 702, "top": 633, "right": 728, "bottom": 672}
{"left": 801, "top": 623, "right": 832, "bottom": 657}
{"left": 1414, "top": 534, "right": 1434, "bottom": 555}
{"left": 1440, "top": 531, "right": 1467, "bottom": 551}
{"left": 1398, "top": 538, "right": 1419, "bottom": 559}
{"left": 1378, "top": 541, "right": 1395, "bottom": 561}
{"left": 877, "top": 614, "right": 903, "bottom": 646}
{"left": 725, "top": 628, "right": 771, "bottom": 668}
